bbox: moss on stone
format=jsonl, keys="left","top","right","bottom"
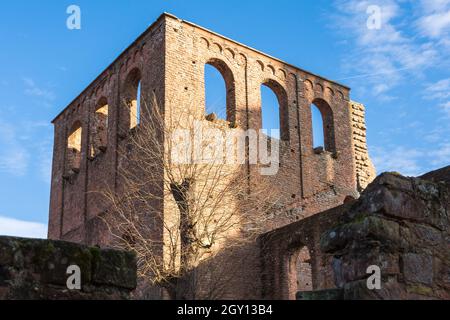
{"left": 407, "top": 284, "right": 433, "bottom": 297}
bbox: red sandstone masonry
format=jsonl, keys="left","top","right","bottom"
{"left": 48, "top": 13, "right": 373, "bottom": 299}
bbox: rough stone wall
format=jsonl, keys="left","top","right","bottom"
{"left": 0, "top": 236, "right": 136, "bottom": 300}
{"left": 262, "top": 169, "right": 450, "bottom": 300}
{"left": 48, "top": 13, "right": 372, "bottom": 299}
{"left": 350, "top": 101, "right": 376, "bottom": 192}
{"left": 321, "top": 172, "right": 450, "bottom": 300}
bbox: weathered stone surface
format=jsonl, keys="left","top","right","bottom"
{"left": 321, "top": 215, "right": 401, "bottom": 253}
{"left": 0, "top": 236, "right": 136, "bottom": 300}
{"left": 319, "top": 171, "right": 449, "bottom": 300}
{"left": 92, "top": 248, "right": 137, "bottom": 289}
{"left": 421, "top": 166, "right": 450, "bottom": 187}
{"left": 402, "top": 253, "right": 433, "bottom": 285}
{"left": 297, "top": 288, "right": 344, "bottom": 300}
{"left": 261, "top": 169, "right": 450, "bottom": 300}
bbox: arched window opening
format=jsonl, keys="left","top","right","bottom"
{"left": 311, "top": 99, "right": 335, "bottom": 153}
{"left": 261, "top": 84, "right": 281, "bottom": 139}
{"left": 124, "top": 69, "right": 142, "bottom": 131}
{"left": 261, "top": 79, "right": 289, "bottom": 141}
{"left": 133, "top": 81, "right": 141, "bottom": 128}
{"left": 205, "top": 64, "right": 227, "bottom": 120}
{"left": 90, "top": 98, "right": 109, "bottom": 158}
{"left": 296, "top": 247, "right": 313, "bottom": 292}
{"left": 204, "top": 59, "right": 236, "bottom": 124}
{"left": 67, "top": 122, "right": 82, "bottom": 173}
{"left": 311, "top": 104, "right": 325, "bottom": 150}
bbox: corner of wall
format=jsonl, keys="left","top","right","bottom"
{"left": 349, "top": 101, "right": 376, "bottom": 192}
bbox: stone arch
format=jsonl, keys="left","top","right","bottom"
{"left": 267, "top": 65, "right": 276, "bottom": 76}
{"left": 261, "top": 79, "right": 290, "bottom": 141}
{"left": 256, "top": 60, "right": 265, "bottom": 71}
{"left": 310, "top": 98, "right": 336, "bottom": 153}
{"left": 122, "top": 68, "right": 142, "bottom": 133}
{"left": 90, "top": 97, "right": 109, "bottom": 158}
{"left": 204, "top": 58, "right": 236, "bottom": 123}
{"left": 67, "top": 121, "right": 83, "bottom": 174}
{"left": 304, "top": 79, "right": 313, "bottom": 91}
{"left": 199, "top": 37, "right": 210, "bottom": 49}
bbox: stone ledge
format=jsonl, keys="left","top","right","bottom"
{"left": 0, "top": 236, "right": 137, "bottom": 300}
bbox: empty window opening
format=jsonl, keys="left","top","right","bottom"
{"left": 261, "top": 84, "right": 281, "bottom": 139}
{"left": 204, "top": 59, "right": 236, "bottom": 124}
{"left": 129, "top": 80, "right": 141, "bottom": 129}
{"left": 311, "top": 99, "right": 335, "bottom": 153}
{"left": 311, "top": 104, "right": 325, "bottom": 150}
{"left": 67, "top": 122, "right": 82, "bottom": 173}
{"left": 296, "top": 247, "right": 313, "bottom": 292}
{"left": 261, "top": 79, "right": 289, "bottom": 141}
{"left": 135, "top": 81, "right": 141, "bottom": 127}
{"left": 90, "top": 99, "right": 109, "bottom": 157}
{"left": 205, "top": 64, "right": 227, "bottom": 120}
{"left": 124, "top": 69, "right": 142, "bottom": 131}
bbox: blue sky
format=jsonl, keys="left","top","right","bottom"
{"left": 0, "top": 0, "right": 449, "bottom": 238}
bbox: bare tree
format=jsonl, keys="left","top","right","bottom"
{"left": 100, "top": 95, "right": 280, "bottom": 299}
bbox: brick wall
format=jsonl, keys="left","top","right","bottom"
{"left": 48, "top": 13, "right": 372, "bottom": 299}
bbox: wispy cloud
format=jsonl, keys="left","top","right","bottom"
{"left": 0, "top": 118, "right": 53, "bottom": 181}
{"left": 417, "top": 0, "right": 450, "bottom": 38}
{"left": 430, "top": 142, "right": 450, "bottom": 167}
{"left": 37, "top": 139, "right": 53, "bottom": 184}
{"left": 0, "top": 120, "right": 30, "bottom": 176}
{"left": 424, "top": 78, "right": 450, "bottom": 117}
{"left": 0, "top": 215, "right": 47, "bottom": 239}
{"left": 23, "top": 77, "right": 56, "bottom": 102}
{"left": 331, "top": 0, "right": 448, "bottom": 99}
{"left": 371, "top": 141, "right": 450, "bottom": 177}
{"left": 371, "top": 145, "right": 424, "bottom": 176}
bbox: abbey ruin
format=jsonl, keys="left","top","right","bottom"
{"left": 47, "top": 13, "right": 382, "bottom": 299}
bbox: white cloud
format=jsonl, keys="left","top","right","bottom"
{"left": 0, "top": 215, "right": 47, "bottom": 239}
{"left": 0, "top": 120, "right": 29, "bottom": 176}
{"left": 427, "top": 78, "right": 450, "bottom": 100}
{"left": 430, "top": 142, "right": 450, "bottom": 166}
{"left": 0, "top": 118, "right": 53, "bottom": 181}
{"left": 418, "top": 11, "right": 450, "bottom": 38}
{"left": 417, "top": 0, "right": 450, "bottom": 38}
{"left": 441, "top": 101, "right": 450, "bottom": 117}
{"left": 371, "top": 146, "right": 425, "bottom": 176}
{"left": 424, "top": 78, "right": 450, "bottom": 117}
{"left": 37, "top": 139, "right": 53, "bottom": 184}
{"left": 332, "top": 0, "right": 447, "bottom": 99}
{"left": 23, "top": 77, "right": 55, "bottom": 102}
{"left": 0, "top": 147, "right": 29, "bottom": 176}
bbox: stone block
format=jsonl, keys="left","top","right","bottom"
{"left": 402, "top": 253, "right": 433, "bottom": 285}
{"left": 297, "top": 288, "right": 344, "bottom": 300}
{"left": 0, "top": 236, "right": 136, "bottom": 300}
{"left": 92, "top": 248, "right": 137, "bottom": 289}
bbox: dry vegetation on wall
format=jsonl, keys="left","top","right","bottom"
{"left": 99, "top": 95, "right": 281, "bottom": 298}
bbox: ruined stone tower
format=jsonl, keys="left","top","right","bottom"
{"left": 48, "top": 13, "right": 375, "bottom": 298}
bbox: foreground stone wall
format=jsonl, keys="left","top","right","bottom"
{"left": 0, "top": 237, "right": 136, "bottom": 300}
{"left": 262, "top": 168, "right": 449, "bottom": 300}
{"left": 321, "top": 171, "right": 450, "bottom": 299}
